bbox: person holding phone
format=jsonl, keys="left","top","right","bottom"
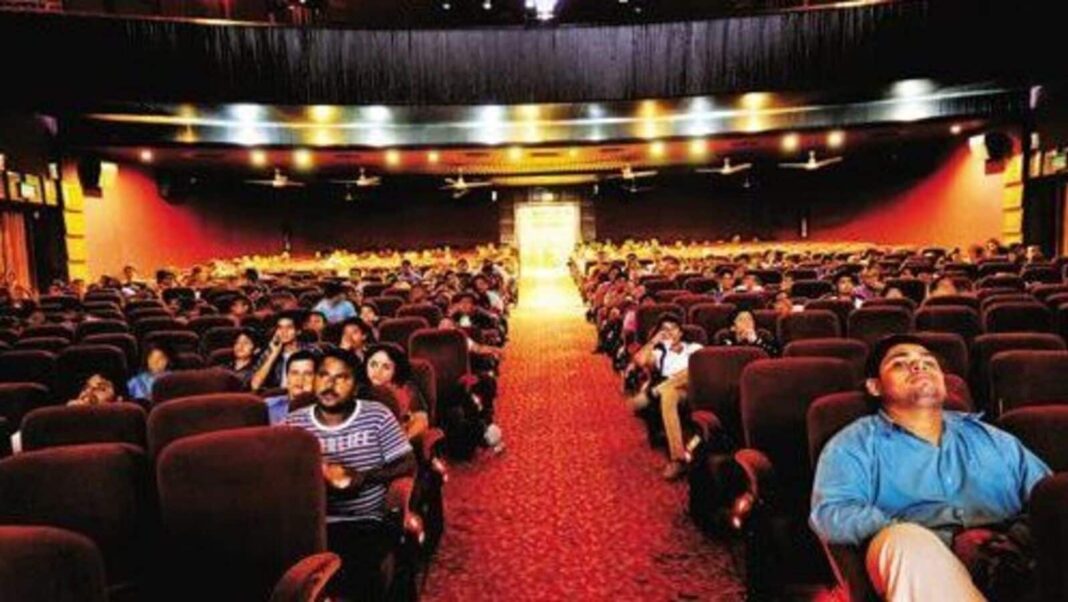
{"left": 250, "top": 315, "right": 310, "bottom": 391}
{"left": 631, "top": 315, "right": 703, "bottom": 480}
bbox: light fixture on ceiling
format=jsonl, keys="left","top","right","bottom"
{"left": 231, "top": 104, "right": 263, "bottom": 123}
{"left": 508, "top": 146, "right": 523, "bottom": 162}
{"left": 689, "top": 138, "right": 708, "bottom": 157}
{"left": 139, "top": 149, "right": 154, "bottom": 163}
{"left": 782, "top": 133, "right": 800, "bottom": 152}
{"left": 293, "top": 149, "right": 313, "bottom": 170}
{"left": 385, "top": 150, "right": 401, "bottom": 167}
{"left": 827, "top": 130, "right": 845, "bottom": 148}
{"left": 250, "top": 149, "right": 268, "bottom": 167}
{"left": 891, "top": 79, "right": 935, "bottom": 99}
{"left": 427, "top": 150, "right": 440, "bottom": 164}
{"left": 649, "top": 141, "right": 665, "bottom": 158}
{"left": 309, "top": 105, "right": 337, "bottom": 123}
{"left": 950, "top": 124, "right": 963, "bottom": 135}
{"left": 568, "top": 148, "right": 578, "bottom": 159}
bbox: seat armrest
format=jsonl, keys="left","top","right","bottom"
{"left": 268, "top": 552, "right": 341, "bottom": 602}
{"left": 730, "top": 448, "right": 776, "bottom": 529}
{"left": 386, "top": 476, "right": 425, "bottom": 545}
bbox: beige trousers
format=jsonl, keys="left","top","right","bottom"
{"left": 654, "top": 370, "right": 690, "bottom": 461}
{"left": 866, "top": 523, "right": 986, "bottom": 602}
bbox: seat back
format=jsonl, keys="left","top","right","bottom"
{"left": 688, "top": 346, "right": 769, "bottom": 441}
{"left": 846, "top": 306, "right": 913, "bottom": 349}
{"left": 914, "top": 306, "right": 982, "bottom": 342}
{"left": 683, "top": 277, "right": 717, "bottom": 294}
{"left": 921, "top": 294, "right": 980, "bottom": 310}
{"left": 75, "top": 319, "right": 130, "bottom": 341}
{"left": 983, "top": 302, "right": 1053, "bottom": 334}
{"left": 14, "top": 336, "right": 70, "bottom": 353}
{"left": 55, "top": 344, "right": 129, "bottom": 403}
{"left": 396, "top": 303, "right": 444, "bottom": 328}
{"left": 998, "top": 406, "right": 1068, "bottom": 473}
{"left": 143, "top": 330, "right": 200, "bottom": 355}
{"left": 862, "top": 297, "right": 917, "bottom": 313}
{"left": 0, "top": 525, "right": 108, "bottom": 602}
{"left": 80, "top": 334, "right": 139, "bottom": 375}
{"left": 777, "top": 310, "right": 840, "bottom": 344}
{"left": 653, "top": 289, "right": 689, "bottom": 303}
{"left": 367, "top": 295, "right": 404, "bottom": 318}
{"left": 21, "top": 403, "right": 147, "bottom": 451}
{"left": 804, "top": 298, "right": 854, "bottom": 334}
{"left": 200, "top": 326, "right": 242, "bottom": 355}
{"left": 977, "top": 274, "right": 1025, "bottom": 291}
{"left": 186, "top": 315, "right": 236, "bottom": 336}
{"left": 740, "top": 358, "right": 855, "bottom": 495}
{"left": 1031, "top": 473, "right": 1068, "bottom": 602}
{"left": 20, "top": 324, "right": 75, "bottom": 342}
{"left": 989, "top": 351, "right": 1068, "bottom": 415}
{"left": 0, "top": 349, "right": 58, "bottom": 390}
{"left": 378, "top": 317, "right": 430, "bottom": 353}
{"left": 409, "top": 359, "right": 438, "bottom": 425}
{"left": 720, "top": 292, "right": 767, "bottom": 313}
{"left": 0, "top": 383, "right": 53, "bottom": 429}
{"left": 971, "top": 333, "right": 1067, "bottom": 415}
{"left": 0, "top": 443, "right": 151, "bottom": 586}
{"left": 410, "top": 328, "right": 471, "bottom": 409}
{"left": 788, "top": 280, "right": 833, "bottom": 301}
{"left": 783, "top": 338, "right": 869, "bottom": 387}
{"left": 151, "top": 368, "right": 244, "bottom": 405}
{"left": 156, "top": 427, "right": 326, "bottom": 601}
{"left": 687, "top": 303, "right": 736, "bottom": 338}
{"left": 147, "top": 393, "right": 268, "bottom": 459}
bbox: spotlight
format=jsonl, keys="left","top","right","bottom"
{"left": 508, "top": 146, "right": 523, "bottom": 162}
{"left": 891, "top": 79, "right": 935, "bottom": 99}
{"left": 950, "top": 124, "right": 963, "bottom": 135}
{"left": 293, "top": 149, "right": 313, "bottom": 170}
{"left": 781, "top": 133, "right": 800, "bottom": 152}
{"left": 689, "top": 138, "right": 708, "bottom": 157}
{"left": 385, "top": 149, "right": 401, "bottom": 167}
{"left": 309, "top": 105, "right": 337, "bottom": 123}
{"left": 482, "top": 0, "right": 491, "bottom": 9}
{"left": 139, "top": 149, "right": 154, "bottom": 163}
{"left": 568, "top": 148, "right": 578, "bottom": 159}
{"left": 649, "top": 141, "right": 665, "bottom": 158}
{"left": 231, "top": 104, "right": 262, "bottom": 123}
{"left": 827, "top": 130, "right": 845, "bottom": 148}
{"left": 250, "top": 149, "right": 268, "bottom": 167}
{"left": 427, "top": 150, "right": 440, "bottom": 164}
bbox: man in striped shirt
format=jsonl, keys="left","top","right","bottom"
{"left": 286, "top": 349, "right": 415, "bottom": 600}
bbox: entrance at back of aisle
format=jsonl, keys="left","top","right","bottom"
{"left": 515, "top": 201, "right": 579, "bottom": 278}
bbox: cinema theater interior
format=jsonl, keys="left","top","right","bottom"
{"left": 4, "top": 1, "right": 1068, "bottom": 600}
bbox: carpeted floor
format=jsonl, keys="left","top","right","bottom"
{"left": 421, "top": 275, "right": 746, "bottom": 601}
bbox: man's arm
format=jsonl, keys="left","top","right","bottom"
{"left": 325, "top": 453, "right": 417, "bottom": 496}
{"left": 810, "top": 440, "right": 892, "bottom": 546}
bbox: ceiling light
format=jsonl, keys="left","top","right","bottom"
{"left": 568, "top": 148, "right": 578, "bottom": 158}
{"left": 533, "top": 0, "right": 556, "bottom": 20}
{"left": 519, "top": 105, "right": 540, "bottom": 120}
{"left": 741, "top": 93, "right": 771, "bottom": 111}
{"left": 950, "top": 124, "right": 963, "bottom": 135}
{"left": 427, "top": 150, "right": 440, "bottom": 164}
{"left": 293, "top": 149, "right": 313, "bottom": 170}
{"left": 508, "top": 146, "right": 523, "bottom": 162}
{"left": 309, "top": 105, "right": 337, "bottom": 123}
{"left": 649, "top": 141, "right": 665, "bottom": 158}
{"left": 640, "top": 100, "right": 658, "bottom": 117}
{"left": 139, "top": 149, "right": 154, "bottom": 163}
{"left": 385, "top": 149, "right": 400, "bottom": 167}
{"left": 587, "top": 105, "right": 604, "bottom": 118}
{"left": 364, "top": 106, "right": 392, "bottom": 123}
{"left": 689, "top": 139, "right": 708, "bottom": 157}
{"left": 231, "top": 104, "right": 263, "bottom": 122}
{"left": 781, "top": 133, "right": 800, "bottom": 152}
{"left": 482, "top": 0, "right": 491, "bottom": 9}
{"left": 891, "top": 79, "right": 936, "bottom": 99}
{"left": 827, "top": 130, "right": 845, "bottom": 148}
{"left": 441, "top": 2, "right": 450, "bottom": 9}
{"left": 250, "top": 150, "right": 268, "bottom": 167}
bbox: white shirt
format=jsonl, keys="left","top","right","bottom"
{"left": 653, "top": 342, "right": 703, "bottom": 378}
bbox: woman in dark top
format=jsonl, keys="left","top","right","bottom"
{"left": 364, "top": 343, "right": 429, "bottom": 441}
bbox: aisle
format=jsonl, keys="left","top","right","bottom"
{"left": 422, "top": 274, "right": 745, "bottom": 601}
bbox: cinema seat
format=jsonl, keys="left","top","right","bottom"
{"left": 20, "top": 324, "right": 74, "bottom": 342}
{"left": 81, "top": 334, "right": 139, "bottom": 375}
{"left": 396, "top": 303, "right": 444, "bottom": 328}
{"left": 688, "top": 346, "right": 771, "bottom": 445}
{"left": 683, "top": 277, "right": 717, "bottom": 294}
{"left": 75, "top": 319, "right": 130, "bottom": 341}
{"left": 989, "top": 351, "right": 1068, "bottom": 415}
{"left": 721, "top": 292, "right": 766, "bottom": 313}
{"left": 186, "top": 315, "right": 237, "bottom": 336}
{"left": 790, "top": 280, "right": 834, "bottom": 300}
{"left": 20, "top": 403, "right": 147, "bottom": 451}
{"left": 635, "top": 302, "right": 684, "bottom": 344}
{"left": 777, "top": 310, "right": 840, "bottom": 344}
{"left": 1032, "top": 474, "right": 1068, "bottom": 602}
{"left": 688, "top": 303, "right": 736, "bottom": 339}
{"left": 997, "top": 406, "right": 1068, "bottom": 473}
{"left": 0, "top": 526, "right": 108, "bottom": 602}
{"left": 0, "top": 349, "right": 58, "bottom": 392}
{"left": 200, "top": 325, "right": 242, "bottom": 355}
{"left": 970, "top": 333, "right": 1067, "bottom": 416}
{"left": 151, "top": 368, "right": 244, "bottom": 405}
{"left": 804, "top": 299, "right": 854, "bottom": 334}
{"left": 0, "top": 383, "right": 52, "bottom": 431}
{"left": 143, "top": 330, "right": 200, "bottom": 355}
{"left": 55, "top": 344, "right": 129, "bottom": 403}
{"left": 911, "top": 331, "right": 969, "bottom": 379}
{"left": 783, "top": 338, "right": 868, "bottom": 387}
{"left": 914, "top": 306, "right": 983, "bottom": 343}
{"left": 147, "top": 393, "right": 268, "bottom": 459}
{"left": 14, "top": 336, "right": 70, "bottom": 354}
{"left": 378, "top": 317, "right": 430, "bottom": 353}
{"left": 368, "top": 295, "right": 404, "bottom": 318}
{"left": 846, "top": 306, "right": 913, "bottom": 349}
{"left": 983, "top": 302, "right": 1053, "bottom": 334}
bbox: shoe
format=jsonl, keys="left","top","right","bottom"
{"left": 662, "top": 460, "right": 687, "bottom": 481}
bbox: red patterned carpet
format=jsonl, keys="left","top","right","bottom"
{"left": 422, "top": 276, "right": 746, "bottom": 601}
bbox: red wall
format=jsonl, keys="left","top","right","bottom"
{"left": 805, "top": 143, "right": 1003, "bottom": 248}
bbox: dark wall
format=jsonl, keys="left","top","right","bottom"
{"left": 0, "top": 111, "right": 58, "bottom": 174}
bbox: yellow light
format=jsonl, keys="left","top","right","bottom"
{"left": 524, "top": 123, "right": 542, "bottom": 143}
{"left": 177, "top": 126, "right": 197, "bottom": 144}
{"left": 385, "top": 150, "right": 401, "bottom": 167}
{"left": 640, "top": 100, "right": 658, "bottom": 117}
{"left": 519, "top": 105, "right": 540, "bottom": 120}
{"left": 827, "top": 130, "right": 845, "bottom": 148}
{"left": 139, "top": 149, "right": 154, "bottom": 163}
{"left": 951, "top": 124, "right": 963, "bottom": 135}
{"left": 568, "top": 148, "right": 578, "bottom": 158}
{"left": 427, "top": 150, "right": 440, "bottom": 164}
{"left": 312, "top": 128, "right": 336, "bottom": 146}
{"left": 741, "top": 92, "right": 771, "bottom": 110}
{"left": 649, "top": 141, "right": 666, "bottom": 158}
{"left": 293, "top": 149, "right": 313, "bottom": 170}
{"left": 508, "top": 146, "right": 523, "bottom": 162}
{"left": 100, "top": 162, "right": 119, "bottom": 188}
{"left": 689, "top": 138, "right": 708, "bottom": 157}
{"left": 782, "top": 133, "right": 800, "bottom": 152}
{"left": 309, "top": 105, "right": 338, "bottom": 123}
{"left": 177, "top": 104, "right": 197, "bottom": 121}
{"left": 743, "top": 115, "right": 766, "bottom": 133}
{"left": 250, "top": 149, "right": 268, "bottom": 167}
{"left": 640, "top": 120, "right": 658, "bottom": 139}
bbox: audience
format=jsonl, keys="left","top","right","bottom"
{"left": 127, "top": 342, "right": 175, "bottom": 401}
{"left": 364, "top": 344, "right": 429, "bottom": 441}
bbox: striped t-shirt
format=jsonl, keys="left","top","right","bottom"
{"left": 286, "top": 400, "right": 412, "bottom": 523}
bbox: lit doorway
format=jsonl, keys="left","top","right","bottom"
{"left": 515, "top": 201, "right": 581, "bottom": 310}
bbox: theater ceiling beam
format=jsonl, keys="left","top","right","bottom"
{"left": 0, "top": 0, "right": 1060, "bottom": 106}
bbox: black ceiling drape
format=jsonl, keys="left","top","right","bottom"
{"left": 0, "top": 0, "right": 1058, "bottom": 106}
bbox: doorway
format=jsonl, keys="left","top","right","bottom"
{"left": 514, "top": 201, "right": 581, "bottom": 310}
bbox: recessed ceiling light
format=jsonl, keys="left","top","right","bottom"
{"left": 250, "top": 150, "right": 267, "bottom": 167}
{"left": 293, "top": 149, "right": 313, "bottom": 169}
{"left": 782, "top": 133, "right": 800, "bottom": 152}
{"left": 139, "top": 149, "right": 154, "bottom": 163}
{"left": 385, "top": 150, "right": 401, "bottom": 167}
{"left": 827, "top": 131, "right": 845, "bottom": 148}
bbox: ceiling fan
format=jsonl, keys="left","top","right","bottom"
{"left": 327, "top": 167, "right": 382, "bottom": 188}
{"left": 244, "top": 168, "right": 305, "bottom": 188}
{"left": 696, "top": 157, "right": 752, "bottom": 175}
{"left": 779, "top": 150, "right": 844, "bottom": 171}
{"left": 604, "top": 163, "right": 658, "bottom": 182}
{"left": 440, "top": 169, "right": 492, "bottom": 198}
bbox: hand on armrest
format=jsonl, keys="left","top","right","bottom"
{"left": 386, "top": 476, "right": 425, "bottom": 545}
{"left": 731, "top": 448, "right": 777, "bottom": 529}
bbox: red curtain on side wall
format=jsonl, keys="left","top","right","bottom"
{"left": 0, "top": 211, "right": 33, "bottom": 292}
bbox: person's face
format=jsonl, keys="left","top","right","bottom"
{"left": 366, "top": 351, "right": 397, "bottom": 387}
{"left": 286, "top": 358, "right": 316, "bottom": 399}
{"left": 276, "top": 319, "right": 297, "bottom": 344}
{"left": 733, "top": 311, "right": 755, "bottom": 334}
{"left": 315, "top": 357, "right": 356, "bottom": 409}
{"left": 305, "top": 314, "right": 326, "bottom": 333}
{"left": 231, "top": 300, "right": 250, "bottom": 316}
{"left": 344, "top": 324, "right": 366, "bottom": 348}
{"left": 123, "top": 267, "right": 135, "bottom": 279}
{"left": 82, "top": 374, "right": 117, "bottom": 405}
{"left": 866, "top": 343, "right": 946, "bottom": 409}
{"left": 233, "top": 334, "right": 256, "bottom": 361}
{"left": 359, "top": 306, "right": 378, "bottom": 324}
{"left": 659, "top": 321, "right": 682, "bottom": 345}
{"left": 457, "top": 298, "right": 474, "bottom": 314}
{"left": 474, "top": 278, "right": 489, "bottom": 293}
{"left": 147, "top": 349, "right": 170, "bottom": 374}
{"left": 837, "top": 277, "right": 855, "bottom": 296}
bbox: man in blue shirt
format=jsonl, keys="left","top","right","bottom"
{"left": 811, "top": 334, "right": 1050, "bottom": 601}
{"left": 261, "top": 350, "right": 317, "bottom": 425}
{"left": 312, "top": 282, "right": 357, "bottom": 325}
